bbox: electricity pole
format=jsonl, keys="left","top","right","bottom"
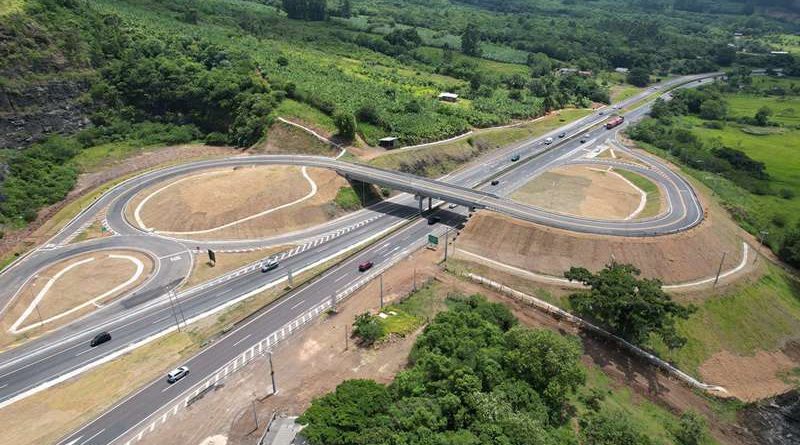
{"left": 714, "top": 251, "right": 728, "bottom": 287}
{"left": 754, "top": 230, "right": 768, "bottom": 264}
{"left": 379, "top": 274, "right": 384, "bottom": 308}
{"left": 268, "top": 351, "right": 277, "bottom": 394}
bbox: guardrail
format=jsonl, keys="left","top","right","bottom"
{"left": 461, "top": 271, "right": 728, "bottom": 395}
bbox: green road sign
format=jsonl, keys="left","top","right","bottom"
{"left": 428, "top": 234, "right": 439, "bottom": 245}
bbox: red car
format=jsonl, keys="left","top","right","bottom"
{"left": 358, "top": 261, "right": 374, "bottom": 272}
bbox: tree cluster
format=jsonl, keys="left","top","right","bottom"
{"left": 299, "top": 295, "right": 596, "bottom": 444}
{"left": 565, "top": 263, "right": 695, "bottom": 349}
{"left": 282, "top": 0, "right": 327, "bottom": 21}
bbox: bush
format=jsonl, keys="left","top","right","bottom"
{"left": 780, "top": 188, "right": 796, "bottom": 200}
{"left": 673, "top": 411, "right": 707, "bottom": 445}
{"left": 204, "top": 132, "right": 229, "bottom": 146}
{"left": 352, "top": 313, "right": 383, "bottom": 346}
{"left": 333, "top": 110, "right": 356, "bottom": 141}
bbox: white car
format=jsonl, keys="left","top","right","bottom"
{"left": 261, "top": 258, "right": 279, "bottom": 273}
{"left": 167, "top": 366, "right": 189, "bottom": 383}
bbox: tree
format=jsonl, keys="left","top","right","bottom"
{"left": 754, "top": 105, "right": 772, "bottom": 126}
{"left": 340, "top": 0, "right": 352, "bottom": 18}
{"left": 282, "top": 0, "right": 327, "bottom": 21}
{"left": 565, "top": 262, "right": 695, "bottom": 348}
{"left": 333, "top": 110, "right": 356, "bottom": 141}
{"left": 673, "top": 411, "right": 707, "bottom": 445}
{"left": 699, "top": 98, "right": 728, "bottom": 120}
{"left": 580, "top": 409, "right": 652, "bottom": 445}
{"left": 779, "top": 224, "right": 800, "bottom": 268}
{"left": 352, "top": 312, "right": 382, "bottom": 345}
{"left": 461, "top": 22, "right": 482, "bottom": 57}
{"left": 626, "top": 67, "right": 650, "bottom": 87}
{"left": 527, "top": 52, "right": 553, "bottom": 77}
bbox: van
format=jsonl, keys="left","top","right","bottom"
{"left": 90, "top": 331, "right": 111, "bottom": 347}
{"left": 544, "top": 137, "right": 554, "bottom": 145}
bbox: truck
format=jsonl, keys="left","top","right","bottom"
{"left": 605, "top": 116, "right": 624, "bottom": 129}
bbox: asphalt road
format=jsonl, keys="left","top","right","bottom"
{"left": 0, "top": 73, "right": 719, "bottom": 445}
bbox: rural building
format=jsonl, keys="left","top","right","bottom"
{"left": 438, "top": 92, "right": 459, "bottom": 102}
{"left": 378, "top": 136, "right": 400, "bottom": 149}
{"left": 614, "top": 67, "right": 629, "bottom": 73}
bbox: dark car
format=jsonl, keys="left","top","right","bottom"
{"left": 90, "top": 331, "right": 111, "bottom": 347}
{"left": 490, "top": 180, "right": 500, "bottom": 186}
{"left": 558, "top": 132, "right": 566, "bottom": 138}
{"left": 427, "top": 216, "right": 441, "bottom": 225}
{"left": 358, "top": 261, "right": 374, "bottom": 272}
{"left": 510, "top": 154, "right": 520, "bottom": 162}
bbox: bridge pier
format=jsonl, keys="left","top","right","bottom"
{"left": 418, "top": 195, "right": 423, "bottom": 215}
{"left": 428, "top": 197, "right": 432, "bottom": 211}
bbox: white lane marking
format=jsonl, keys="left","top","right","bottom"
{"left": 154, "top": 166, "right": 319, "bottom": 235}
{"left": 0, "top": 384, "right": 7, "bottom": 390}
{"left": 11, "top": 255, "right": 146, "bottom": 334}
{"left": 62, "top": 437, "right": 82, "bottom": 445}
{"left": 231, "top": 334, "right": 252, "bottom": 348}
{"left": 79, "top": 428, "right": 105, "bottom": 445}
{"left": 333, "top": 274, "right": 348, "bottom": 283}
{"left": 151, "top": 315, "right": 172, "bottom": 325}
{"left": 607, "top": 169, "right": 648, "bottom": 220}
{"left": 10, "top": 257, "right": 95, "bottom": 333}
{"left": 290, "top": 300, "right": 306, "bottom": 310}
{"left": 75, "top": 348, "right": 96, "bottom": 357}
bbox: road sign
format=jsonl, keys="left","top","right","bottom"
{"left": 207, "top": 249, "right": 216, "bottom": 264}
{"left": 428, "top": 234, "right": 439, "bottom": 245}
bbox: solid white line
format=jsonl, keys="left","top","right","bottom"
{"left": 231, "top": 334, "right": 252, "bottom": 348}
{"left": 290, "top": 300, "right": 306, "bottom": 310}
{"left": 151, "top": 315, "right": 172, "bottom": 325}
{"left": 79, "top": 428, "right": 104, "bottom": 445}
{"left": 75, "top": 348, "right": 95, "bottom": 357}
{"left": 607, "top": 170, "right": 648, "bottom": 220}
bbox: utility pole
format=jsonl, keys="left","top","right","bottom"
{"left": 754, "top": 230, "right": 768, "bottom": 264}
{"left": 379, "top": 274, "right": 384, "bottom": 308}
{"left": 35, "top": 304, "right": 44, "bottom": 328}
{"left": 171, "top": 291, "right": 187, "bottom": 326}
{"left": 268, "top": 351, "right": 277, "bottom": 394}
{"left": 251, "top": 399, "right": 259, "bottom": 431}
{"left": 444, "top": 230, "right": 449, "bottom": 262}
{"left": 714, "top": 251, "right": 728, "bottom": 287}
{"left": 345, "top": 324, "right": 349, "bottom": 351}
{"left": 413, "top": 266, "right": 417, "bottom": 291}
{"left": 167, "top": 292, "right": 182, "bottom": 332}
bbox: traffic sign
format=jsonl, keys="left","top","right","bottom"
{"left": 428, "top": 234, "right": 439, "bottom": 245}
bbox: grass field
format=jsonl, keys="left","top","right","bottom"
{"left": 614, "top": 169, "right": 663, "bottom": 218}
{"left": 648, "top": 265, "right": 800, "bottom": 375}
{"left": 370, "top": 108, "right": 592, "bottom": 177}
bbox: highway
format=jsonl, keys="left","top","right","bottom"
{"left": 0, "top": 73, "right": 718, "bottom": 445}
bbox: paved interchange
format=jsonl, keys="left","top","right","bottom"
{"left": 0, "top": 73, "right": 719, "bottom": 445}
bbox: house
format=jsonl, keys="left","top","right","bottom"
{"left": 378, "top": 136, "right": 400, "bottom": 149}
{"left": 771, "top": 51, "right": 789, "bottom": 55}
{"left": 614, "top": 67, "right": 629, "bottom": 74}
{"left": 557, "top": 68, "right": 578, "bottom": 75}
{"left": 438, "top": 92, "right": 459, "bottom": 102}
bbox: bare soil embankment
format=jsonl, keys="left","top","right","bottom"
{"left": 126, "top": 165, "right": 349, "bottom": 240}
{"left": 456, "top": 210, "right": 747, "bottom": 286}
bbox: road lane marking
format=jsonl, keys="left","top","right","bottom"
{"left": 79, "top": 428, "right": 105, "bottom": 445}
{"left": 231, "top": 334, "right": 252, "bottom": 348}
{"left": 290, "top": 300, "right": 306, "bottom": 310}
{"left": 151, "top": 315, "right": 172, "bottom": 325}
{"left": 75, "top": 348, "right": 96, "bottom": 357}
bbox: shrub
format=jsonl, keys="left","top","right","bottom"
{"left": 352, "top": 313, "right": 383, "bottom": 346}
{"left": 780, "top": 188, "right": 796, "bottom": 200}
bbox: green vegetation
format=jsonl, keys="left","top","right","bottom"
{"left": 628, "top": 74, "right": 800, "bottom": 267}
{"left": 565, "top": 262, "right": 695, "bottom": 349}
{"left": 333, "top": 186, "right": 362, "bottom": 211}
{"left": 304, "top": 294, "right": 714, "bottom": 445}
{"left": 649, "top": 265, "right": 800, "bottom": 374}
{"left": 614, "top": 169, "right": 662, "bottom": 218}
{"left": 369, "top": 108, "right": 591, "bottom": 177}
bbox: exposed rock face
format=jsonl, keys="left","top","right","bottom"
{"left": 741, "top": 390, "right": 800, "bottom": 445}
{"left": 0, "top": 78, "right": 93, "bottom": 149}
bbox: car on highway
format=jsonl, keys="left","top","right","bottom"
{"left": 448, "top": 204, "right": 457, "bottom": 209}
{"left": 599, "top": 110, "right": 605, "bottom": 115}
{"left": 544, "top": 137, "right": 554, "bottom": 145}
{"left": 90, "top": 331, "right": 111, "bottom": 347}
{"left": 510, "top": 154, "right": 520, "bottom": 162}
{"left": 260, "top": 258, "right": 279, "bottom": 273}
{"left": 490, "top": 180, "right": 500, "bottom": 186}
{"left": 358, "top": 261, "right": 374, "bottom": 272}
{"left": 558, "top": 132, "right": 566, "bottom": 138}
{"left": 166, "top": 366, "right": 189, "bottom": 383}
{"left": 427, "top": 216, "right": 441, "bottom": 225}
